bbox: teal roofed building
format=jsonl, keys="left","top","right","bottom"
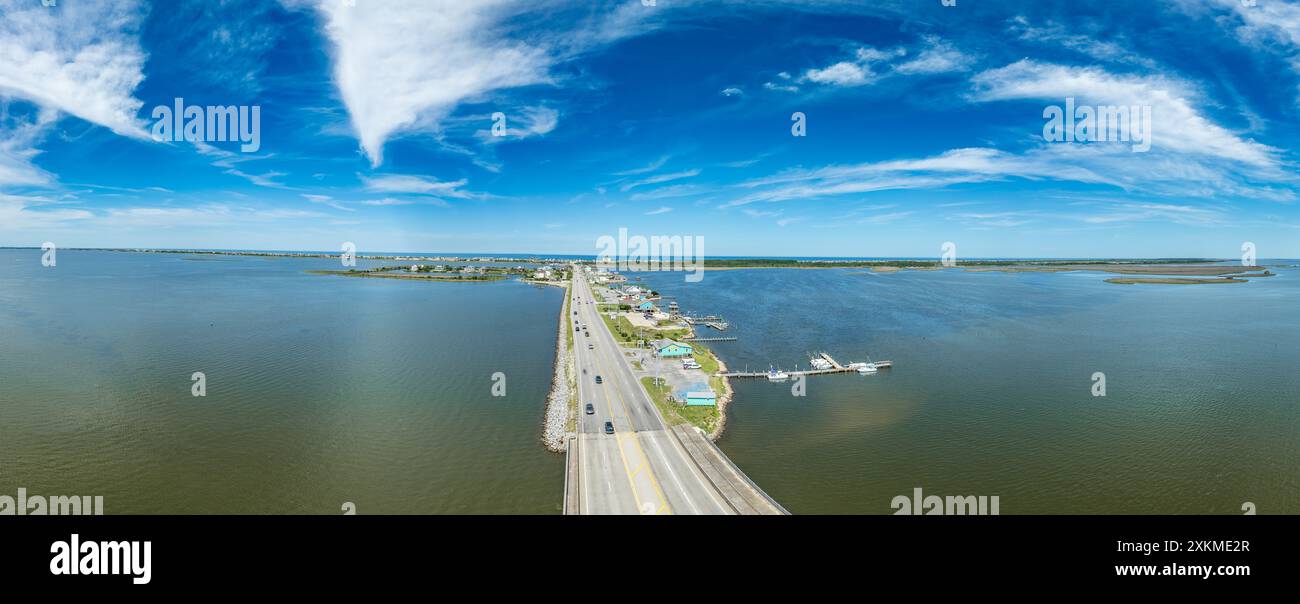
{"left": 676, "top": 382, "right": 716, "bottom": 406}
{"left": 653, "top": 339, "right": 693, "bottom": 358}
{"left": 636, "top": 300, "right": 656, "bottom": 311}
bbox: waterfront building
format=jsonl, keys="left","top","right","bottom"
{"left": 654, "top": 339, "right": 693, "bottom": 358}
{"left": 676, "top": 382, "right": 717, "bottom": 406}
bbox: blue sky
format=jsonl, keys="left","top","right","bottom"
{"left": 1, "top": 0, "right": 1299, "bottom": 258}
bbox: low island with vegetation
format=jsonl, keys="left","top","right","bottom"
{"left": 308, "top": 263, "right": 572, "bottom": 283}
{"left": 651, "top": 258, "right": 1275, "bottom": 285}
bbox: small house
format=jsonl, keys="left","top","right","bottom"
{"left": 653, "top": 339, "right": 693, "bottom": 358}
{"left": 676, "top": 382, "right": 716, "bottom": 407}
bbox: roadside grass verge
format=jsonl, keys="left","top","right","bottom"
{"left": 641, "top": 377, "right": 718, "bottom": 434}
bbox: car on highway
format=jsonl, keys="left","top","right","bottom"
{"left": 604, "top": 421, "right": 614, "bottom": 435}
{"left": 585, "top": 403, "right": 594, "bottom": 415}
{"left": 594, "top": 375, "right": 602, "bottom": 384}
{"left": 587, "top": 343, "right": 594, "bottom": 349}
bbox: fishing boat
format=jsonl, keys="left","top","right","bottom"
{"left": 767, "top": 367, "right": 789, "bottom": 382}
{"left": 856, "top": 362, "right": 878, "bottom": 374}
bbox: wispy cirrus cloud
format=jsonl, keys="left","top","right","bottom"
{"left": 1006, "top": 16, "right": 1158, "bottom": 69}
{"left": 970, "top": 59, "right": 1280, "bottom": 168}
{"left": 0, "top": 0, "right": 148, "bottom": 139}
{"left": 360, "top": 173, "right": 481, "bottom": 200}
{"left": 288, "top": 0, "right": 656, "bottom": 166}
{"left": 476, "top": 106, "right": 560, "bottom": 143}
{"left": 621, "top": 169, "right": 701, "bottom": 192}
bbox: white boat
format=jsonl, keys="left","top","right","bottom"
{"left": 856, "top": 362, "right": 878, "bottom": 374}
{"left": 767, "top": 368, "right": 789, "bottom": 382}
{"left": 810, "top": 358, "right": 832, "bottom": 370}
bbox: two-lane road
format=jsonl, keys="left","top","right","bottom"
{"left": 569, "top": 270, "right": 732, "bottom": 515}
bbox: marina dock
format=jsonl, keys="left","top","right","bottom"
{"left": 718, "top": 353, "right": 892, "bottom": 378}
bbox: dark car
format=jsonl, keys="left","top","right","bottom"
{"left": 575, "top": 326, "right": 580, "bottom": 331}
{"left": 604, "top": 421, "right": 614, "bottom": 435}
{"left": 594, "top": 375, "right": 602, "bottom": 384}
{"left": 585, "top": 403, "right": 594, "bottom": 415}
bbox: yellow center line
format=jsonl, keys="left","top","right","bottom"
{"left": 576, "top": 280, "right": 659, "bottom": 515}
{"left": 582, "top": 277, "right": 672, "bottom": 515}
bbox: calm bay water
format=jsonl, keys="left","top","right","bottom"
{"left": 3, "top": 250, "right": 1297, "bottom": 514}
{"left": 633, "top": 264, "right": 1300, "bottom": 514}
{"left": 0, "top": 250, "right": 563, "bottom": 514}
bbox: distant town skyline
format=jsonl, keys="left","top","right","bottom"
{"left": 3, "top": 0, "right": 1300, "bottom": 258}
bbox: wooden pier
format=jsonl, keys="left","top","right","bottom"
{"left": 719, "top": 368, "right": 857, "bottom": 378}
{"left": 684, "top": 336, "right": 737, "bottom": 342}
{"left": 717, "top": 355, "right": 892, "bottom": 379}
{"left": 818, "top": 352, "right": 843, "bottom": 369}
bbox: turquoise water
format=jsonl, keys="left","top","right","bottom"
{"left": 0, "top": 250, "right": 564, "bottom": 514}
{"left": 633, "top": 265, "right": 1300, "bottom": 514}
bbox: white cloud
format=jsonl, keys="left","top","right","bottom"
{"left": 291, "top": 0, "right": 651, "bottom": 166}
{"left": 360, "top": 173, "right": 479, "bottom": 199}
{"left": 802, "top": 47, "right": 906, "bottom": 87}
{"left": 727, "top": 147, "right": 1113, "bottom": 207}
{"left": 720, "top": 86, "right": 743, "bottom": 97}
{"left": 301, "top": 193, "right": 354, "bottom": 212}
{"left": 0, "top": 193, "right": 93, "bottom": 233}
{"left": 0, "top": 0, "right": 148, "bottom": 139}
{"left": 798, "top": 38, "right": 970, "bottom": 89}
{"left": 970, "top": 59, "right": 1281, "bottom": 168}
{"left": 614, "top": 156, "right": 670, "bottom": 176}
{"left": 1077, "top": 202, "right": 1225, "bottom": 226}
{"left": 858, "top": 211, "right": 913, "bottom": 225}
{"left": 0, "top": 108, "right": 57, "bottom": 188}
{"left": 293, "top": 0, "right": 551, "bottom": 166}
{"left": 1205, "top": 0, "right": 1300, "bottom": 53}
{"left": 644, "top": 206, "right": 673, "bottom": 216}
{"left": 1006, "top": 16, "right": 1157, "bottom": 69}
{"left": 621, "top": 169, "right": 701, "bottom": 192}
{"left": 478, "top": 105, "right": 559, "bottom": 143}
{"left": 895, "top": 37, "right": 974, "bottom": 75}
{"left": 805, "top": 60, "right": 874, "bottom": 86}
{"left": 763, "top": 81, "right": 800, "bottom": 93}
